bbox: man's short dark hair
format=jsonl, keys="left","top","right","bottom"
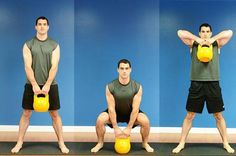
{"left": 36, "top": 16, "right": 49, "bottom": 25}
{"left": 199, "top": 23, "right": 212, "bottom": 32}
{"left": 117, "top": 59, "right": 131, "bottom": 68}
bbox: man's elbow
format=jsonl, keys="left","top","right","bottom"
{"left": 51, "top": 65, "right": 58, "bottom": 71}
{"left": 132, "top": 108, "right": 139, "bottom": 114}
{"left": 24, "top": 66, "right": 31, "bottom": 72}
{"left": 227, "top": 30, "right": 233, "bottom": 38}
{"left": 177, "top": 30, "right": 183, "bottom": 37}
{"left": 177, "top": 30, "right": 187, "bottom": 39}
{"left": 108, "top": 107, "right": 115, "bottom": 114}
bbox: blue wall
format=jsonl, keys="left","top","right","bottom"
{"left": 0, "top": 0, "right": 74, "bottom": 125}
{"left": 75, "top": 0, "right": 159, "bottom": 126}
{"left": 0, "top": 0, "right": 159, "bottom": 127}
{"left": 160, "top": 0, "right": 236, "bottom": 127}
{"left": 1, "top": 0, "right": 236, "bottom": 128}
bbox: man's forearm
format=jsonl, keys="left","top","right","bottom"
{"left": 127, "top": 109, "right": 139, "bottom": 129}
{"left": 45, "top": 66, "right": 58, "bottom": 86}
{"left": 212, "top": 30, "right": 233, "bottom": 42}
{"left": 25, "top": 66, "right": 37, "bottom": 86}
{"left": 178, "top": 30, "right": 199, "bottom": 41}
{"left": 108, "top": 108, "right": 118, "bottom": 128}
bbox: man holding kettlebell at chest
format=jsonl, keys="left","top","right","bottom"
{"left": 172, "top": 23, "right": 234, "bottom": 154}
{"left": 91, "top": 59, "right": 154, "bottom": 153}
{"left": 11, "top": 16, "right": 69, "bottom": 154}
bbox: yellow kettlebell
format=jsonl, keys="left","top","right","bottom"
{"left": 197, "top": 44, "right": 213, "bottom": 63}
{"left": 114, "top": 136, "right": 131, "bottom": 154}
{"left": 33, "top": 94, "right": 49, "bottom": 112}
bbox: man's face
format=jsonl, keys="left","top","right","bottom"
{"left": 35, "top": 19, "right": 49, "bottom": 35}
{"left": 117, "top": 63, "right": 131, "bottom": 79}
{"left": 199, "top": 26, "right": 212, "bottom": 39}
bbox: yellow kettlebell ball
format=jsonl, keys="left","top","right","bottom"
{"left": 197, "top": 44, "right": 213, "bottom": 63}
{"left": 33, "top": 94, "right": 49, "bottom": 112}
{"left": 114, "top": 136, "right": 131, "bottom": 154}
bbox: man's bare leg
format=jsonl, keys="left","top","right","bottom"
{"left": 172, "top": 112, "right": 196, "bottom": 154}
{"left": 11, "top": 110, "right": 32, "bottom": 153}
{"left": 136, "top": 113, "right": 154, "bottom": 152}
{"left": 91, "top": 112, "right": 110, "bottom": 153}
{"left": 50, "top": 110, "right": 69, "bottom": 154}
{"left": 214, "top": 112, "right": 234, "bottom": 153}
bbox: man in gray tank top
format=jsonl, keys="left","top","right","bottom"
{"left": 11, "top": 16, "right": 69, "bottom": 154}
{"left": 172, "top": 23, "right": 234, "bottom": 154}
{"left": 91, "top": 59, "right": 154, "bottom": 153}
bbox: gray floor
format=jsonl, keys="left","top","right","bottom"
{"left": 0, "top": 142, "right": 235, "bottom": 155}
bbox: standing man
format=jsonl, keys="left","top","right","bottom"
{"left": 11, "top": 16, "right": 69, "bottom": 154}
{"left": 172, "top": 23, "right": 234, "bottom": 154}
{"left": 91, "top": 59, "right": 154, "bottom": 153}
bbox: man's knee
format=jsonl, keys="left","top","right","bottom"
{"left": 185, "top": 112, "right": 196, "bottom": 121}
{"left": 137, "top": 113, "right": 150, "bottom": 128}
{"left": 213, "top": 112, "right": 224, "bottom": 121}
{"left": 96, "top": 112, "right": 109, "bottom": 127}
{"left": 22, "top": 109, "right": 32, "bottom": 119}
{"left": 49, "top": 110, "right": 60, "bottom": 120}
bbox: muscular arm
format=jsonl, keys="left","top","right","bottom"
{"left": 211, "top": 30, "right": 233, "bottom": 48}
{"left": 106, "top": 85, "right": 118, "bottom": 129}
{"left": 177, "top": 30, "right": 203, "bottom": 47}
{"left": 127, "top": 85, "right": 142, "bottom": 129}
{"left": 42, "top": 45, "right": 60, "bottom": 94}
{"left": 106, "top": 85, "right": 123, "bottom": 137}
{"left": 23, "top": 43, "right": 40, "bottom": 94}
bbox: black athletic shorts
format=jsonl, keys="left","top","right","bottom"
{"left": 186, "top": 81, "right": 224, "bottom": 114}
{"left": 104, "top": 109, "right": 143, "bottom": 128}
{"left": 22, "top": 83, "right": 60, "bottom": 110}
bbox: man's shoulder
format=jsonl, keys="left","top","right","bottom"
{"left": 107, "top": 79, "right": 141, "bottom": 85}
{"left": 47, "top": 37, "right": 58, "bottom": 48}
{"left": 107, "top": 79, "right": 118, "bottom": 94}
{"left": 47, "top": 37, "right": 58, "bottom": 44}
{"left": 108, "top": 79, "right": 118, "bottom": 86}
{"left": 24, "top": 36, "right": 58, "bottom": 50}
{"left": 130, "top": 79, "right": 141, "bottom": 93}
{"left": 131, "top": 79, "right": 140, "bottom": 86}
{"left": 25, "top": 37, "right": 36, "bottom": 49}
{"left": 25, "top": 36, "right": 35, "bottom": 43}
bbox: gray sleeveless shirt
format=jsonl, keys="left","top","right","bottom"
{"left": 108, "top": 79, "right": 140, "bottom": 117}
{"left": 26, "top": 36, "right": 58, "bottom": 85}
{"left": 190, "top": 41, "right": 220, "bottom": 81}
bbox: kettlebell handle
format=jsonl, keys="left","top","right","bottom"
{"left": 34, "top": 94, "right": 49, "bottom": 99}
{"left": 36, "top": 94, "right": 46, "bottom": 98}
{"left": 201, "top": 44, "right": 210, "bottom": 47}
